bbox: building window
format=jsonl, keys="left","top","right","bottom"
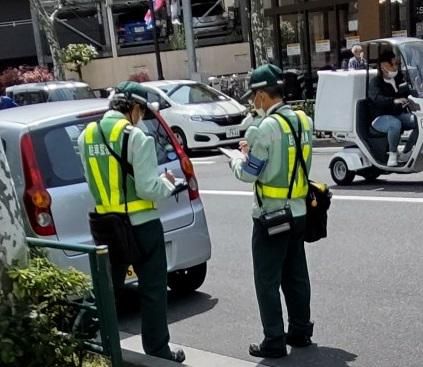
{"left": 390, "top": 0, "right": 409, "bottom": 36}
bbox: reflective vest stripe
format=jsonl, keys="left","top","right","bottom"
{"left": 86, "top": 123, "right": 111, "bottom": 206}
{"left": 258, "top": 112, "right": 311, "bottom": 199}
{"left": 84, "top": 120, "right": 156, "bottom": 214}
{"left": 88, "top": 156, "right": 111, "bottom": 207}
{"left": 95, "top": 200, "right": 155, "bottom": 214}
{"left": 108, "top": 120, "right": 128, "bottom": 207}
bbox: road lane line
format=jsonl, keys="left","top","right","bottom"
{"left": 121, "top": 335, "right": 268, "bottom": 367}
{"left": 199, "top": 190, "right": 423, "bottom": 203}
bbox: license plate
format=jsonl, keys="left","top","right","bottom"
{"left": 226, "top": 127, "right": 240, "bottom": 138}
{"left": 134, "top": 27, "right": 144, "bottom": 33}
{"left": 125, "top": 265, "right": 137, "bottom": 281}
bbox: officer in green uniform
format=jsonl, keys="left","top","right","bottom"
{"left": 78, "top": 81, "right": 185, "bottom": 363}
{"left": 231, "top": 65, "right": 314, "bottom": 358}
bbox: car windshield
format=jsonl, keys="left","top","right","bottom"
{"left": 164, "top": 83, "right": 228, "bottom": 105}
{"left": 398, "top": 42, "right": 423, "bottom": 98}
{"left": 47, "top": 86, "right": 96, "bottom": 102}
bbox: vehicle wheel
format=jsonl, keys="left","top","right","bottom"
{"left": 330, "top": 158, "right": 355, "bottom": 185}
{"left": 168, "top": 262, "right": 207, "bottom": 294}
{"left": 171, "top": 127, "right": 190, "bottom": 154}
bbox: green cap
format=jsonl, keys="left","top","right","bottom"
{"left": 242, "top": 64, "right": 284, "bottom": 100}
{"left": 114, "top": 81, "right": 148, "bottom": 105}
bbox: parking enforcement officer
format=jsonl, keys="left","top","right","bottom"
{"left": 78, "top": 81, "right": 185, "bottom": 363}
{"left": 231, "top": 64, "right": 314, "bottom": 358}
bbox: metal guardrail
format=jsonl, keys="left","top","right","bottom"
{"left": 27, "top": 237, "right": 123, "bottom": 367}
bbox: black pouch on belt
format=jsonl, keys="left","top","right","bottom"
{"left": 89, "top": 212, "right": 138, "bottom": 265}
{"left": 258, "top": 205, "right": 293, "bottom": 236}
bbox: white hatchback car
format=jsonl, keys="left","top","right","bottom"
{"left": 141, "top": 80, "right": 250, "bottom": 151}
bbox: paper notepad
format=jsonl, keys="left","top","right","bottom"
{"left": 219, "top": 147, "right": 246, "bottom": 160}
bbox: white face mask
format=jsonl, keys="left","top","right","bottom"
{"left": 254, "top": 93, "right": 266, "bottom": 117}
{"left": 387, "top": 70, "right": 398, "bottom": 79}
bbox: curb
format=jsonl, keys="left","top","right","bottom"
{"left": 123, "top": 349, "right": 190, "bottom": 367}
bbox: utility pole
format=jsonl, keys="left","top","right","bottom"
{"left": 182, "top": 0, "right": 197, "bottom": 78}
{"left": 246, "top": 0, "right": 256, "bottom": 69}
{"left": 30, "top": 3, "right": 45, "bottom": 66}
{"left": 148, "top": 0, "right": 164, "bottom": 80}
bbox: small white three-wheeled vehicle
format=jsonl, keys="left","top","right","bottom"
{"left": 315, "top": 37, "right": 423, "bottom": 185}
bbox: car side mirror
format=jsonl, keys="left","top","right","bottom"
{"left": 149, "top": 101, "right": 160, "bottom": 112}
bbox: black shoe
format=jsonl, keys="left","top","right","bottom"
{"left": 170, "top": 348, "right": 186, "bottom": 363}
{"left": 286, "top": 335, "right": 312, "bottom": 348}
{"left": 249, "top": 343, "right": 287, "bottom": 358}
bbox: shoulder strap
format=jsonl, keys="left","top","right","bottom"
{"left": 274, "top": 112, "right": 310, "bottom": 186}
{"left": 121, "top": 127, "right": 131, "bottom": 213}
{"left": 96, "top": 121, "right": 134, "bottom": 177}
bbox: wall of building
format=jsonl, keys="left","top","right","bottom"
{"left": 73, "top": 42, "right": 251, "bottom": 88}
{"left": 358, "top": 0, "right": 382, "bottom": 41}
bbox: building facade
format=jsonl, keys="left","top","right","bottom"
{"left": 266, "top": 0, "right": 421, "bottom": 88}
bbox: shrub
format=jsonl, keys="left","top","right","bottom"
{"left": 128, "top": 69, "right": 151, "bottom": 83}
{"left": 62, "top": 43, "right": 98, "bottom": 81}
{"left": 0, "top": 256, "right": 109, "bottom": 367}
{"left": 0, "top": 66, "right": 53, "bottom": 94}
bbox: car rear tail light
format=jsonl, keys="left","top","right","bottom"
{"left": 21, "top": 134, "right": 57, "bottom": 236}
{"left": 156, "top": 113, "right": 200, "bottom": 201}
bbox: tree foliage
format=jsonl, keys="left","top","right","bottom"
{"left": 62, "top": 43, "right": 98, "bottom": 81}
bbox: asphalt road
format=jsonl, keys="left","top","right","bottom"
{"left": 120, "top": 148, "right": 423, "bottom": 367}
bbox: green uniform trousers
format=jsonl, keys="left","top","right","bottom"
{"left": 252, "top": 215, "right": 313, "bottom": 342}
{"left": 112, "top": 219, "right": 172, "bottom": 360}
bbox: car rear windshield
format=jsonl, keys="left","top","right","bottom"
{"left": 31, "top": 115, "right": 176, "bottom": 188}
{"left": 165, "top": 83, "right": 229, "bottom": 104}
{"left": 47, "top": 87, "right": 96, "bottom": 102}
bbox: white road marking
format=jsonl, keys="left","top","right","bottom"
{"left": 199, "top": 190, "right": 423, "bottom": 203}
{"left": 121, "top": 334, "right": 268, "bottom": 367}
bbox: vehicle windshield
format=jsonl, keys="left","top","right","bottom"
{"left": 162, "top": 83, "right": 229, "bottom": 105}
{"left": 398, "top": 42, "right": 423, "bottom": 98}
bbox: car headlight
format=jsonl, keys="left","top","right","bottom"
{"left": 191, "top": 115, "right": 212, "bottom": 121}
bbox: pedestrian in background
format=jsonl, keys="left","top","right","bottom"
{"left": 349, "top": 44, "right": 367, "bottom": 70}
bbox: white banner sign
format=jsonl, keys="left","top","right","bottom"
{"left": 348, "top": 20, "right": 358, "bottom": 32}
{"left": 346, "top": 36, "right": 361, "bottom": 49}
{"left": 315, "top": 40, "right": 331, "bottom": 53}
{"left": 392, "top": 30, "right": 408, "bottom": 37}
{"left": 287, "top": 43, "right": 301, "bottom": 56}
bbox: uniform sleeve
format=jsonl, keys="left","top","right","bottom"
{"left": 231, "top": 122, "right": 270, "bottom": 183}
{"left": 129, "top": 129, "right": 175, "bottom": 201}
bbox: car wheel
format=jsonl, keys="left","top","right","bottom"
{"left": 330, "top": 158, "right": 355, "bottom": 185}
{"left": 168, "top": 262, "right": 207, "bottom": 294}
{"left": 171, "top": 127, "right": 190, "bottom": 154}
